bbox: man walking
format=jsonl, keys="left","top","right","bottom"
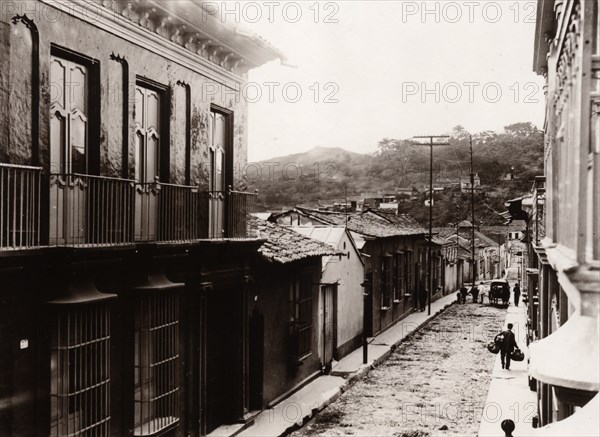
{"left": 495, "top": 323, "right": 518, "bottom": 370}
{"left": 460, "top": 285, "right": 468, "bottom": 304}
{"left": 513, "top": 283, "right": 521, "bottom": 307}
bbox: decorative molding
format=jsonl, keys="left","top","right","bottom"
{"left": 11, "top": 14, "right": 40, "bottom": 166}
{"left": 86, "top": 0, "right": 250, "bottom": 75}
{"left": 40, "top": 0, "right": 246, "bottom": 89}
{"left": 109, "top": 52, "right": 126, "bottom": 63}
{"left": 109, "top": 52, "right": 130, "bottom": 179}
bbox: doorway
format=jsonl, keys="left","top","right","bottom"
{"left": 248, "top": 308, "right": 264, "bottom": 411}
{"left": 321, "top": 284, "right": 337, "bottom": 372}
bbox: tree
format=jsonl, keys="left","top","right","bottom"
{"left": 504, "top": 122, "right": 539, "bottom": 137}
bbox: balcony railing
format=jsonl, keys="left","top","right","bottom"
{"left": 49, "top": 173, "right": 136, "bottom": 246}
{"left": 200, "top": 188, "right": 258, "bottom": 239}
{"left": 1, "top": 163, "right": 42, "bottom": 250}
{"left": 227, "top": 188, "right": 257, "bottom": 239}
{"left": 2, "top": 168, "right": 257, "bottom": 250}
{"left": 135, "top": 180, "right": 200, "bottom": 243}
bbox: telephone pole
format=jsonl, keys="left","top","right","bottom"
{"left": 412, "top": 135, "right": 450, "bottom": 315}
{"left": 470, "top": 135, "right": 476, "bottom": 288}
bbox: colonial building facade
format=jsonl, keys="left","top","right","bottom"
{"left": 0, "top": 1, "right": 281, "bottom": 436}
{"left": 529, "top": 0, "right": 599, "bottom": 433}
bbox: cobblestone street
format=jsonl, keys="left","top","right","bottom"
{"left": 291, "top": 304, "right": 507, "bottom": 437}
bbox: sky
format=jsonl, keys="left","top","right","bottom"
{"left": 232, "top": 1, "right": 546, "bottom": 161}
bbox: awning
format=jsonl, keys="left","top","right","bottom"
{"left": 532, "top": 394, "right": 599, "bottom": 436}
{"left": 48, "top": 276, "right": 116, "bottom": 305}
{"left": 529, "top": 312, "right": 599, "bottom": 392}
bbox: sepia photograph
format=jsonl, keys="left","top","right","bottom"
{"left": 0, "top": 1, "right": 598, "bottom": 436}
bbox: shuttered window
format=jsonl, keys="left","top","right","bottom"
{"left": 393, "top": 253, "right": 403, "bottom": 301}
{"left": 50, "top": 55, "right": 89, "bottom": 174}
{"left": 292, "top": 276, "right": 313, "bottom": 359}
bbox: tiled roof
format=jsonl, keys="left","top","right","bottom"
{"left": 425, "top": 235, "right": 449, "bottom": 246}
{"left": 249, "top": 217, "right": 338, "bottom": 264}
{"left": 295, "top": 207, "right": 426, "bottom": 238}
{"left": 369, "top": 210, "right": 428, "bottom": 232}
{"left": 474, "top": 230, "right": 498, "bottom": 248}
{"left": 433, "top": 227, "right": 498, "bottom": 248}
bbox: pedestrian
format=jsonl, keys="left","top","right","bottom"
{"left": 419, "top": 283, "right": 427, "bottom": 311}
{"left": 495, "top": 323, "right": 518, "bottom": 370}
{"left": 460, "top": 286, "right": 468, "bottom": 304}
{"left": 470, "top": 283, "right": 480, "bottom": 303}
{"left": 513, "top": 283, "right": 521, "bottom": 307}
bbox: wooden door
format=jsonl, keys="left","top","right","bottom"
{"left": 134, "top": 85, "right": 160, "bottom": 241}
{"left": 208, "top": 111, "right": 226, "bottom": 238}
{"left": 49, "top": 55, "right": 88, "bottom": 245}
{"left": 248, "top": 308, "right": 264, "bottom": 411}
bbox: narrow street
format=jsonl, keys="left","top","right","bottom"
{"left": 291, "top": 304, "right": 507, "bottom": 437}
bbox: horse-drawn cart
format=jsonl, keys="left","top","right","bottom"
{"left": 488, "top": 279, "right": 510, "bottom": 307}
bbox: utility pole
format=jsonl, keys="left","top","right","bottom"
{"left": 470, "top": 135, "right": 476, "bottom": 288}
{"left": 412, "top": 135, "right": 450, "bottom": 315}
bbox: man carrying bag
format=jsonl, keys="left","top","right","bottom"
{"left": 495, "top": 323, "right": 518, "bottom": 370}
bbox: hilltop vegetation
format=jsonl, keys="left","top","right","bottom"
{"left": 247, "top": 123, "right": 544, "bottom": 226}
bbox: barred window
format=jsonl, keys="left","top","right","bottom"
{"left": 293, "top": 276, "right": 313, "bottom": 359}
{"left": 134, "top": 292, "right": 180, "bottom": 436}
{"left": 50, "top": 303, "right": 111, "bottom": 437}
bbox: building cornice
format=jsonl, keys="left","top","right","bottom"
{"left": 39, "top": 0, "right": 282, "bottom": 89}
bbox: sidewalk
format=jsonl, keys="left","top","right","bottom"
{"left": 239, "top": 293, "right": 457, "bottom": 437}
{"left": 478, "top": 300, "right": 537, "bottom": 437}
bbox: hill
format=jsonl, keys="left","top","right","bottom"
{"left": 247, "top": 123, "right": 544, "bottom": 226}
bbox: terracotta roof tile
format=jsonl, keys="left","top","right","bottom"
{"left": 249, "top": 217, "right": 339, "bottom": 264}
{"left": 295, "top": 207, "right": 426, "bottom": 238}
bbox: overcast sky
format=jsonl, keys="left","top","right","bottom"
{"left": 236, "top": 1, "right": 545, "bottom": 161}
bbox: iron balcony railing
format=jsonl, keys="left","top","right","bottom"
{"left": 0, "top": 163, "right": 42, "bottom": 250}
{"left": 49, "top": 173, "right": 136, "bottom": 246}
{"left": 134, "top": 179, "right": 200, "bottom": 243}
{"left": 2, "top": 167, "right": 257, "bottom": 250}
{"left": 200, "top": 187, "right": 258, "bottom": 239}
{"left": 227, "top": 188, "right": 258, "bottom": 239}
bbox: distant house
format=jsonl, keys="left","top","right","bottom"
{"left": 379, "top": 202, "right": 399, "bottom": 212}
{"left": 430, "top": 228, "right": 467, "bottom": 293}
{"left": 249, "top": 218, "right": 338, "bottom": 408}
{"left": 461, "top": 173, "right": 482, "bottom": 192}
{"left": 439, "top": 221, "right": 501, "bottom": 281}
{"left": 291, "top": 226, "right": 365, "bottom": 361}
{"left": 273, "top": 208, "right": 431, "bottom": 337}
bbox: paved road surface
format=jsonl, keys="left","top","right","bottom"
{"left": 291, "top": 304, "right": 507, "bottom": 437}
